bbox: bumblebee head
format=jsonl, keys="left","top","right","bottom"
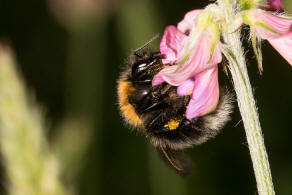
{"left": 129, "top": 51, "right": 164, "bottom": 84}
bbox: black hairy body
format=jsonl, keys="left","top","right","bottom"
{"left": 117, "top": 50, "right": 233, "bottom": 176}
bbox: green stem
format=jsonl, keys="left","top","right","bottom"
{"left": 217, "top": 0, "right": 275, "bottom": 194}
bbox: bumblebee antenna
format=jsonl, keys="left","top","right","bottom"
{"left": 134, "top": 34, "right": 160, "bottom": 57}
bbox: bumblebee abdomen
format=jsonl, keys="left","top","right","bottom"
{"left": 148, "top": 90, "right": 233, "bottom": 150}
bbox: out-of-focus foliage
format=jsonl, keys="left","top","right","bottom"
{"left": 0, "top": 0, "right": 291, "bottom": 194}
{"left": 53, "top": 116, "right": 93, "bottom": 188}
{"left": 283, "top": 0, "right": 292, "bottom": 11}
{"left": 0, "top": 45, "right": 68, "bottom": 195}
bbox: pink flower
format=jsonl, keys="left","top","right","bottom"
{"left": 152, "top": 10, "right": 221, "bottom": 119}
{"left": 244, "top": 9, "right": 292, "bottom": 65}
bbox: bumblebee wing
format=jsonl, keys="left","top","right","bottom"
{"left": 157, "top": 147, "right": 193, "bottom": 177}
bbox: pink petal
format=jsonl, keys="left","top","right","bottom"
{"left": 268, "top": 32, "right": 292, "bottom": 65}
{"left": 159, "top": 33, "right": 221, "bottom": 86}
{"left": 208, "top": 45, "right": 222, "bottom": 68}
{"left": 185, "top": 66, "right": 219, "bottom": 119}
{"left": 160, "top": 25, "right": 188, "bottom": 64}
{"left": 253, "top": 9, "right": 292, "bottom": 39}
{"left": 152, "top": 65, "right": 178, "bottom": 86}
{"left": 177, "top": 9, "right": 203, "bottom": 35}
{"left": 177, "top": 78, "right": 195, "bottom": 96}
{"left": 152, "top": 74, "right": 165, "bottom": 86}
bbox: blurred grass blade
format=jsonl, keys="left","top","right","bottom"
{"left": 52, "top": 115, "right": 93, "bottom": 187}
{"left": 0, "top": 45, "right": 68, "bottom": 195}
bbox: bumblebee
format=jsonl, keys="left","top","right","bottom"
{"left": 117, "top": 41, "right": 233, "bottom": 177}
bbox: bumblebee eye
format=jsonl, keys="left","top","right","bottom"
{"left": 129, "top": 86, "right": 165, "bottom": 114}
{"left": 131, "top": 88, "right": 150, "bottom": 105}
{"left": 129, "top": 87, "right": 151, "bottom": 112}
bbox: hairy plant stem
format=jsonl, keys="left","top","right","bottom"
{"left": 217, "top": 0, "right": 275, "bottom": 194}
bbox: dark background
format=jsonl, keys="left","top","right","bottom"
{"left": 0, "top": 0, "right": 291, "bottom": 194}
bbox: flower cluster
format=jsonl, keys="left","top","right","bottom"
{"left": 152, "top": 0, "right": 291, "bottom": 119}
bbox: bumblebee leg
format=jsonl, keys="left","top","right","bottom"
{"left": 132, "top": 79, "right": 152, "bottom": 84}
{"left": 146, "top": 111, "right": 166, "bottom": 131}
{"left": 131, "top": 92, "right": 165, "bottom": 114}
{"left": 140, "top": 100, "right": 165, "bottom": 113}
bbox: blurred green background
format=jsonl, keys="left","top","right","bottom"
{"left": 0, "top": 0, "right": 292, "bottom": 194}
